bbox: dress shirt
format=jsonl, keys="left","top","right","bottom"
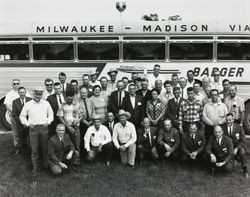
{"left": 113, "top": 121, "right": 137, "bottom": 149}
{"left": 202, "top": 101, "right": 228, "bottom": 126}
{"left": 180, "top": 86, "right": 188, "bottom": 99}
{"left": 84, "top": 125, "right": 112, "bottom": 151}
{"left": 228, "top": 126, "right": 233, "bottom": 136}
{"left": 186, "top": 80, "right": 195, "bottom": 88}
{"left": 56, "top": 94, "right": 65, "bottom": 106}
{"left": 89, "top": 80, "right": 101, "bottom": 87}
{"left": 79, "top": 98, "right": 95, "bottom": 121}
{"left": 148, "top": 74, "right": 166, "bottom": 90}
{"left": 130, "top": 95, "right": 136, "bottom": 109}
{"left": 57, "top": 102, "right": 81, "bottom": 126}
{"left": 209, "top": 81, "right": 223, "bottom": 93}
{"left": 107, "top": 81, "right": 117, "bottom": 91}
{"left": 20, "top": 99, "right": 54, "bottom": 127}
{"left": 224, "top": 95, "right": 245, "bottom": 120}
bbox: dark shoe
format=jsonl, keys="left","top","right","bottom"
{"left": 129, "top": 165, "right": 135, "bottom": 169}
{"left": 106, "top": 161, "right": 110, "bottom": 167}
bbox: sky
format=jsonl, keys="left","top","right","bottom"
{"left": 0, "top": 0, "right": 249, "bottom": 23}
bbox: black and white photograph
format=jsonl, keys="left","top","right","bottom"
{"left": 0, "top": 0, "right": 249, "bottom": 196}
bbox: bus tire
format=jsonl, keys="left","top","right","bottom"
{"left": 243, "top": 102, "right": 250, "bottom": 135}
{"left": 0, "top": 104, "right": 11, "bottom": 130}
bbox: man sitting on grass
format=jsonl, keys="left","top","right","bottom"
{"left": 205, "top": 125, "right": 234, "bottom": 175}
{"left": 48, "top": 124, "right": 80, "bottom": 175}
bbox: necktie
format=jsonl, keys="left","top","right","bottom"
{"left": 181, "top": 89, "right": 184, "bottom": 98}
{"left": 61, "top": 138, "right": 64, "bottom": 148}
{"left": 83, "top": 98, "right": 89, "bottom": 121}
{"left": 217, "top": 139, "right": 220, "bottom": 147}
{"left": 118, "top": 91, "right": 122, "bottom": 109}
{"left": 58, "top": 95, "right": 62, "bottom": 104}
{"left": 147, "top": 131, "right": 152, "bottom": 147}
{"left": 109, "top": 122, "right": 113, "bottom": 133}
{"left": 21, "top": 98, "right": 24, "bottom": 106}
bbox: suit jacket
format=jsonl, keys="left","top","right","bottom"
{"left": 136, "top": 89, "right": 152, "bottom": 105}
{"left": 181, "top": 131, "right": 206, "bottom": 155}
{"left": 12, "top": 97, "right": 32, "bottom": 123}
{"left": 47, "top": 93, "right": 66, "bottom": 119}
{"left": 137, "top": 126, "right": 158, "bottom": 149}
{"left": 206, "top": 135, "right": 234, "bottom": 163}
{"left": 109, "top": 90, "right": 129, "bottom": 116}
{"left": 222, "top": 123, "right": 246, "bottom": 149}
{"left": 166, "top": 97, "right": 184, "bottom": 126}
{"left": 62, "top": 83, "right": 71, "bottom": 94}
{"left": 48, "top": 133, "right": 75, "bottom": 165}
{"left": 103, "top": 120, "right": 117, "bottom": 135}
{"left": 122, "top": 94, "right": 145, "bottom": 128}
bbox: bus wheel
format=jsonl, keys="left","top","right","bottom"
{"left": 243, "top": 102, "right": 250, "bottom": 135}
{"left": 0, "top": 104, "right": 11, "bottom": 130}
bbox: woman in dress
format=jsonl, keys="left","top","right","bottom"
{"left": 90, "top": 85, "right": 107, "bottom": 123}
{"left": 146, "top": 88, "right": 165, "bottom": 128}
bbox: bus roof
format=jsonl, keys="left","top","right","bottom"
{"left": 0, "top": 21, "right": 250, "bottom": 36}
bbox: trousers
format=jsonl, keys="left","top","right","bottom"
{"left": 120, "top": 143, "right": 136, "bottom": 166}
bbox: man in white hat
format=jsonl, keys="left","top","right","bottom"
{"left": 113, "top": 110, "right": 137, "bottom": 168}
{"left": 84, "top": 114, "right": 113, "bottom": 166}
{"left": 107, "top": 68, "right": 118, "bottom": 91}
{"left": 20, "top": 86, "right": 54, "bottom": 174}
{"left": 89, "top": 70, "right": 101, "bottom": 87}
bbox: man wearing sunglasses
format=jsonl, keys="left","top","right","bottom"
{"left": 4, "top": 79, "right": 30, "bottom": 154}
{"left": 43, "top": 78, "right": 54, "bottom": 100}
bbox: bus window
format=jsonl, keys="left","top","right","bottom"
{"left": 0, "top": 44, "right": 29, "bottom": 61}
{"left": 33, "top": 44, "right": 74, "bottom": 60}
{"left": 123, "top": 43, "right": 165, "bottom": 60}
{"left": 169, "top": 43, "right": 213, "bottom": 60}
{"left": 78, "top": 43, "right": 119, "bottom": 60}
{"left": 217, "top": 43, "right": 250, "bottom": 60}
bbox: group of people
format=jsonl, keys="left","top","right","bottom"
{"left": 4, "top": 64, "right": 248, "bottom": 179}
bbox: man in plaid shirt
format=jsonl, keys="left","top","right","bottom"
{"left": 179, "top": 87, "right": 203, "bottom": 134}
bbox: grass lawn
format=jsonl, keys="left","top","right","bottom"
{"left": 0, "top": 134, "right": 249, "bottom": 197}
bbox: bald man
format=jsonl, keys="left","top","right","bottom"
{"left": 137, "top": 118, "right": 159, "bottom": 164}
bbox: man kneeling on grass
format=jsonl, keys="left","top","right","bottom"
{"left": 48, "top": 124, "right": 80, "bottom": 175}
{"left": 84, "top": 114, "right": 113, "bottom": 166}
{"left": 181, "top": 123, "right": 206, "bottom": 164}
{"left": 205, "top": 125, "right": 234, "bottom": 175}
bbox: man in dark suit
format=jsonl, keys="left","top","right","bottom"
{"left": 122, "top": 84, "right": 145, "bottom": 129}
{"left": 48, "top": 124, "right": 80, "bottom": 175}
{"left": 222, "top": 113, "right": 248, "bottom": 179}
{"left": 58, "top": 72, "right": 71, "bottom": 95}
{"left": 103, "top": 112, "right": 117, "bottom": 135}
{"left": 136, "top": 78, "right": 152, "bottom": 109}
{"left": 137, "top": 118, "right": 159, "bottom": 164}
{"left": 47, "top": 82, "right": 65, "bottom": 136}
{"left": 12, "top": 86, "right": 32, "bottom": 154}
{"left": 181, "top": 123, "right": 206, "bottom": 163}
{"left": 166, "top": 87, "right": 184, "bottom": 129}
{"left": 109, "top": 80, "right": 129, "bottom": 119}
{"left": 205, "top": 125, "right": 234, "bottom": 175}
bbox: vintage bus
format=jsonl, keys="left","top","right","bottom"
{"left": 1, "top": 0, "right": 250, "bottom": 134}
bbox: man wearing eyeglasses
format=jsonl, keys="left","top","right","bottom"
{"left": 43, "top": 78, "right": 54, "bottom": 100}
{"left": 4, "top": 79, "right": 30, "bottom": 153}
{"left": 209, "top": 70, "right": 223, "bottom": 93}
